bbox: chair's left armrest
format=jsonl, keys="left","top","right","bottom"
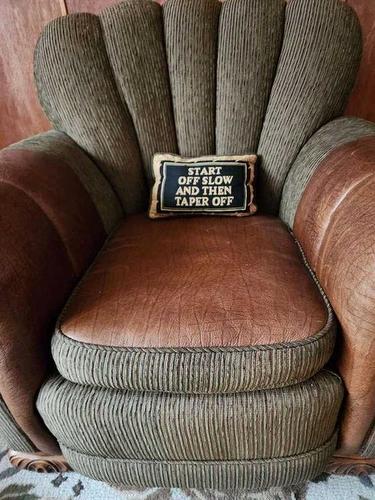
{"left": 280, "top": 117, "right": 375, "bottom": 455}
{"left": 0, "top": 131, "right": 122, "bottom": 453}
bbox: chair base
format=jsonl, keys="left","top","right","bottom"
{"left": 58, "top": 437, "right": 336, "bottom": 491}
{"left": 8, "top": 450, "right": 375, "bottom": 480}
{"left": 7, "top": 450, "right": 71, "bottom": 472}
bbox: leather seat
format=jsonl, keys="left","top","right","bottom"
{"left": 53, "top": 214, "right": 336, "bottom": 393}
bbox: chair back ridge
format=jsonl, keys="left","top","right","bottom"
{"left": 34, "top": 0, "right": 361, "bottom": 214}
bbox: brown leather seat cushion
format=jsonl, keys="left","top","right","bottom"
{"left": 53, "top": 214, "right": 335, "bottom": 393}
{"left": 60, "top": 214, "right": 327, "bottom": 348}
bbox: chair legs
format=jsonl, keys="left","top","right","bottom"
{"left": 7, "top": 449, "right": 71, "bottom": 472}
{"left": 7, "top": 449, "right": 375, "bottom": 479}
{"left": 326, "top": 454, "right": 375, "bottom": 476}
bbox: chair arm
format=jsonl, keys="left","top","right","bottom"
{"left": 280, "top": 116, "right": 375, "bottom": 228}
{"left": 0, "top": 131, "right": 122, "bottom": 453}
{"left": 283, "top": 122, "right": 375, "bottom": 456}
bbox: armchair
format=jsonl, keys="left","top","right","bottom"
{"left": 0, "top": 0, "right": 374, "bottom": 491}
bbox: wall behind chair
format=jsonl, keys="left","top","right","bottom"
{"left": 344, "top": 0, "right": 375, "bottom": 121}
{"left": 0, "top": 0, "right": 374, "bottom": 149}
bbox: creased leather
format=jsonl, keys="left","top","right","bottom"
{"left": 294, "top": 136, "right": 375, "bottom": 455}
{"left": 0, "top": 136, "right": 107, "bottom": 452}
{"left": 61, "top": 214, "right": 327, "bottom": 348}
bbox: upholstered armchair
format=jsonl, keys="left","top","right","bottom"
{"left": 0, "top": 0, "right": 374, "bottom": 491}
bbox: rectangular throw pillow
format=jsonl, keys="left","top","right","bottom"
{"left": 149, "top": 154, "right": 257, "bottom": 218}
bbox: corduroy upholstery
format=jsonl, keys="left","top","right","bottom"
{"left": 101, "top": 1, "right": 178, "bottom": 182}
{"left": 1, "top": 0, "right": 375, "bottom": 492}
{"left": 34, "top": 0, "right": 361, "bottom": 214}
{"left": 362, "top": 426, "right": 375, "bottom": 457}
{"left": 38, "top": 371, "right": 342, "bottom": 462}
{"left": 256, "top": 0, "right": 361, "bottom": 212}
{"left": 62, "top": 437, "right": 337, "bottom": 491}
{"left": 36, "top": 371, "right": 342, "bottom": 489}
{"left": 34, "top": 14, "right": 146, "bottom": 213}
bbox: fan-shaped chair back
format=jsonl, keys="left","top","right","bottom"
{"left": 34, "top": 0, "right": 361, "bottom": 214}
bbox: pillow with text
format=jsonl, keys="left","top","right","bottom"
{"left": 149, "top": 154, "right": 257, "bottom": 219}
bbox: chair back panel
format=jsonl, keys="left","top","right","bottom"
{"left": 164, "top": 0, "right": 221, "bottom": 157}
{"left": 34, "top": 0, "right": 361, "bottom": 214}
{"left": 34, "top": 13, "right": 147, "bottom": 213}
{"left": 216, "top": 0, "right": 285, "bottom": 157}
{"left": 101, "top": 0, "right": 178, "bottom": 183}
{"left": 258, "top": 0, "right": 362, "bottom": 212}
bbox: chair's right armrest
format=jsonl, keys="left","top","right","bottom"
{"left": 0, "top": 130, "right": 122, "bottom": 452}
{"left": 280, "top": 118, "right": 375, "bottom": 456}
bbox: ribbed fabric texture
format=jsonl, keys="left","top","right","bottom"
{"left": 52, "top": 323, "right": 335, "bottom": 394}
{"left": 37, "top": 371, "right": 342, "bottom": 462}
{"left": 0, "top": 398, "right": 35, "bottom": 453}
{"left": 61, "top": 434, "right": 337, "bottom": 491}
{"left": 8, "top": 130, "right": 123, "bottom": 234}
{"left": 361, "top": 423, "right": 375, "bottom": 458}
{"left": 280, "top": 117, "right": 375, "bottom": 228}
{"left": 216, "top": 0, "right": 285, "bottom": 155}
{"left": 100, "top": 1, "right": 178, "bottom": 183}
{"left": 163, "top": 0, "right": 221, "bottom": 156}
{"left": 34, "top": 0, "right": 362, "bottom": 214}
{"left": 34, "top": 14, "right": 146, "bottom": 214}
{"left": 257, "top": 0, "right": 362, "bottom": 213}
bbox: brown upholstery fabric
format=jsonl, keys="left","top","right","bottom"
{"left": 0, "top": 182, "right": 74, "bottom": 453}
{"left": 9, "top": 130, "right": 123, "bottom": 234}
{"left": 0, "top": 138, "right": 108, "bottom": 452}
{"left": 280, "top": 117, "right": 375, "bottom": 228}
{"left": 60, "top": 214, "right": 327, "bottom": 349}
{"left": 294, "top": 136, "right": 375, "bottom": 455}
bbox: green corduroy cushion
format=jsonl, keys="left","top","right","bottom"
{"left": 61, "top": 435, "right": 337, "bottom": 491}
{"left": 37, "top": 370, "right": 342, "bottom": 489}
{"left": 37, "top": 371, "right": 342, "bottom": 462}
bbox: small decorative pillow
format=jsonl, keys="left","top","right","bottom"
{"left": 149, "top": 154, "right": 257, "bottom": 218}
